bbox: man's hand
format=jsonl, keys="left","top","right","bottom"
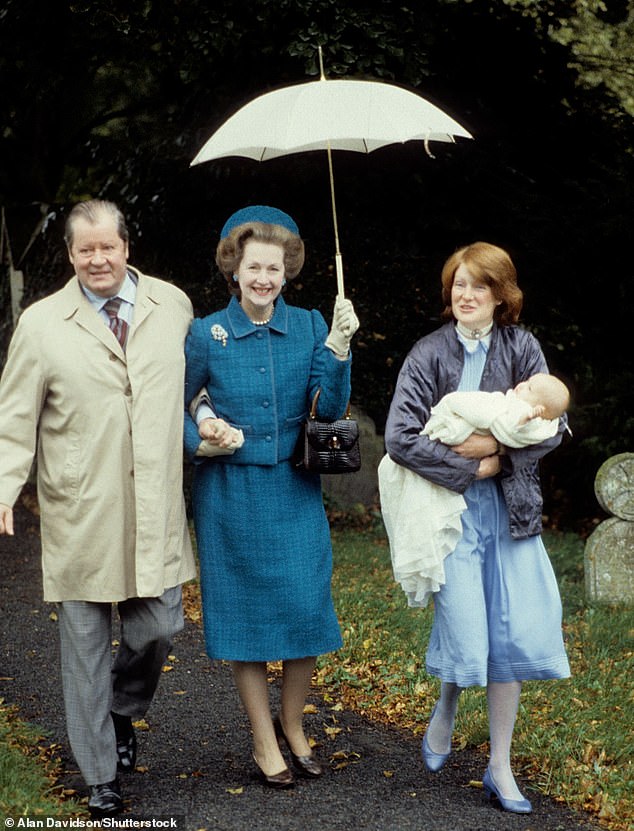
{"left": 0, "top": 504, "right": 14, "bottom": 536}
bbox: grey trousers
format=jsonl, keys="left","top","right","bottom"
{"left": 57, "top": 586, "right": 184, "bottom": 785}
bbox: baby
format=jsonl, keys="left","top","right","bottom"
{"left": 421, "top": 372, "right": 570, "bottom": 449}
{"left": 379, "top": 373, "right": 570, "bottom": 607}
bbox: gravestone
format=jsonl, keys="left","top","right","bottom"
{"left": 584, "top": 453, "right": 634, "bottom": 605}
{"left": 593, "top": 452, "right": 634, "bottom": 520}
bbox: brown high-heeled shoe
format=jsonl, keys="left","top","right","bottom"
{"left": 252, "top": 753, "right": 295, "bottom": 789}
{"left": 273, "top": 715, "right": 324, "bottom": 778}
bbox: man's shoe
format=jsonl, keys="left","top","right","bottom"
{"left": 88, "top": 779, "right": 123, "bottom": 817}
{"left": 111, "top": 712, "right": 137, "bottom": 773}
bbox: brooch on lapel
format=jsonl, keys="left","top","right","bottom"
{"left": 211, "top": 323, "right": 228, "bottom": 347}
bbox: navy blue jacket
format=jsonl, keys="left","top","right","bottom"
{"left": 384, "top": 322, "right": 567, "bottom": 539}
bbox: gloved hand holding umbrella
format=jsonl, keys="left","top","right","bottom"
{"left": 325, "top": 296, "right": 360, "bottom": 359}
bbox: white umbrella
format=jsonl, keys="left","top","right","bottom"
{"left": 192, "top": 49, "right": 473, "bottom": 296}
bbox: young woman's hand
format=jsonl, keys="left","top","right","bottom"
{"left": 475, "top": 454, "right": 502, "bottom": 479}
{"left": 452, "top": 433, "right": 498, "bottom": 460}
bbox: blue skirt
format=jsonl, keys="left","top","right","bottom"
{"left": 426, "top": 478, "right": 571, "bottom": 686}
{"left": 192, "top": 460, "right": 342, "bottom": 662}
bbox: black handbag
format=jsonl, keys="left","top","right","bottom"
{"left": 293, "top": 389, "right": 361, "bottom": 474}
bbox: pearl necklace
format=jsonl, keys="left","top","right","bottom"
{"left": 242, "top": 301, "right": 274, "bottom": 326}
{"left": 250, "top": 310, "right": 273, "bottom": 326}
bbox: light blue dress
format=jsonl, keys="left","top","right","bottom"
{"left": 425, "top": 335, "right": 571, "bottom": 686}
{"left": 184, "top": 296, "right": 350, "bottom": 662}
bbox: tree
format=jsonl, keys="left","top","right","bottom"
{"left": 1, "top": 0, "right": 632, "bottom": 528}
{"left": 501, "top": 0, "right": 634, "bottom": 121}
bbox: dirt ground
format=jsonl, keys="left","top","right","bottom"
{"left": 0, "top": 499, "right": 603, "bottom": 831}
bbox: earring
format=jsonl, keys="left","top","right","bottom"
{"left": 232, "top": 274, "right": 239, "bottom": 282}
{"left": 282, "top": 279, "right": 287, "bottom": 286}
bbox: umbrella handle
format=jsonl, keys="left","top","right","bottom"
{"left": 335, "top": 253, "right": 345, "bottom": 298}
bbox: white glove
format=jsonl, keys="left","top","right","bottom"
{"left": 325, "top": 297, "right": 360, "bottom": 358}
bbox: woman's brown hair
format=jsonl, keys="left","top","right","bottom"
{"left": 216, "top": 222, "right": 305, "bottom": 295}
{"left": 440, "top": 242, "right": 523, "bottom": 325}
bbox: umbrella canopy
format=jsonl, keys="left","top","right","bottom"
{"left": 192, "top": 57, "right": 472, "bottom": 296}
{"left": 191, "top": 78, "right": 472, "bottom": 164}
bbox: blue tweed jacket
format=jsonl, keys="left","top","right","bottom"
{"left": 184, "top": 296, "right": 352, "bottom": 465}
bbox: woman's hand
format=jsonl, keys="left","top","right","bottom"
{"left": 325, "top": 297, "right": 360, "bottom": 358}
{"left": 199, "top": 418, "right": 240, "bottom": 448}
{"left": 451, "top": 433, "right": 498, "bottom": 460}
{"left": 476, "top": 454, "right": 502, "bottom": 479}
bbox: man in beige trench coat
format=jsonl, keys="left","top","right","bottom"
{"left": 0, "top": 200, "right": 196, "bottom": 816}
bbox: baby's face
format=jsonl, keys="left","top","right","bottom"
{"left": 513, "top": 378, "right": 541, "bottom": 407}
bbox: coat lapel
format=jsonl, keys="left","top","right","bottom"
{"left": 62, "top": 278, "right": 124, "bottom": 358}
{"left": 129, "top": 270, "right": 156, "bottom": 340}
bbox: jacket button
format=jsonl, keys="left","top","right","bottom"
{"left": 262, "top": 401, "right": 270, "bottom": 408}
{"left": 265, "top": 435, "right": 272, "bottom": 442}
{"left": 259, "top": 367, "right": 266, "bottom": 374}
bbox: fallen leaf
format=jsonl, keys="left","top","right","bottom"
{"left": 226, "top": 787, "right": 244, "bottom": 795}
{"left": 330, "top": 749, "right": 362, "bottom": 770}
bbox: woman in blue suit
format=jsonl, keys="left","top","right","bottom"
{"left": 184, "top": 206, "right": 359, "bottom": 788}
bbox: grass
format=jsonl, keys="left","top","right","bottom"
{"left": 2, "top": 519, "right": 632, "bottom": 828}
{"left": 314, "top": 518, "right": 634, "bottom": 831}
{"left": 0, "top": 701, "right": 81, "bottom": 818}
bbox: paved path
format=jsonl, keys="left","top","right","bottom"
{"left": 1, "top": 500, "right": 601, "bottom": 831}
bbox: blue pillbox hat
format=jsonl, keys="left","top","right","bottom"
{"left": 220, "top": 205, "right": 299, "bottom": 239}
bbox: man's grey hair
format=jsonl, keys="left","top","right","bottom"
{"left": 64, "top": 200, "right": 129, "bottom": 247}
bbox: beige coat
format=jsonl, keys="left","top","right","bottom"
{"left": 0, "top": 268, "right": 196, "bottom": 602}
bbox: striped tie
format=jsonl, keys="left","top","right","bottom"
{"left": 103, "top": 297, "right": 128, "bottom": 350}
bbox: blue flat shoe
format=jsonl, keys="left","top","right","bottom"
{"left": 421, "top": 705, "right": 451, "bottom": 772}
{"left": 482, "top": 767, "right": 532, "bottom": 814}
